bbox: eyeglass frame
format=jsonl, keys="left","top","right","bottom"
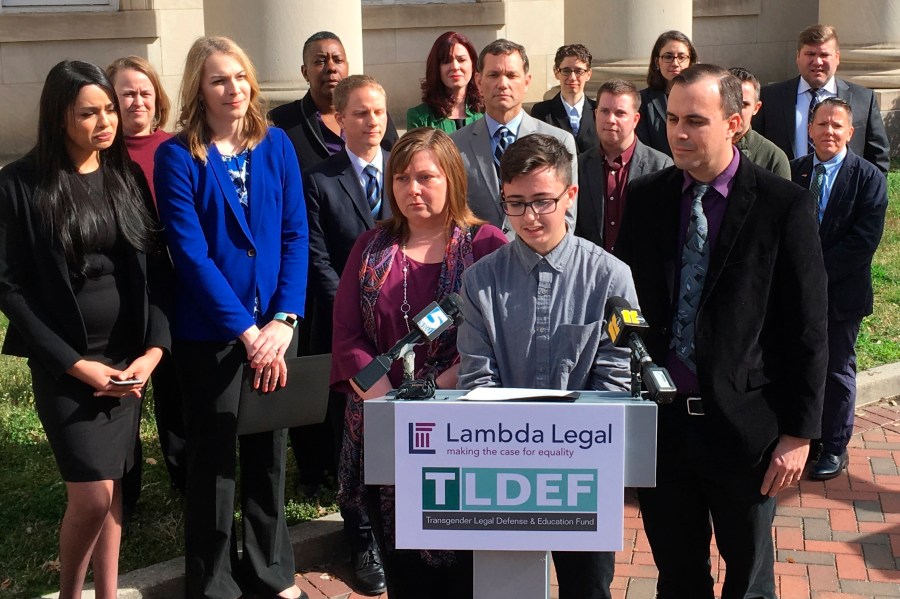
{"left": 499, "top": 186, "right": 570, "bottom": 216}
{"left": 555, "top": 66, "right": 590, "bottom": 78}
{"left": 658, "top": 52, "right": 690, "bottom": 64}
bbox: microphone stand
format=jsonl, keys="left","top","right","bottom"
{"left": 630, "top": 351, "right": 643, "bottom": 399}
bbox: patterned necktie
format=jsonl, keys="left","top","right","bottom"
{"left": 493, "top": 126, "right": 515, "bottom": 181}
{"left": 807, "top": 88, "right": 824, "bottom": 154}
{"left": 672, "top": 183, "right": 711, "bottom": 373}
{"left": 809, "top": 163, "right": 826, "bottom": 223}
{"left": 569, "top": 106, "right": 580, "bottom": 135}
{"left": 364, "top": 164, "right": 381, "bottom": 216}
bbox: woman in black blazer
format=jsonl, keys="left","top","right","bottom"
{"left": 636, "top": 30, "right": 699, "bottom": 156}
{"left": 0, "top": 61, "right": 170, "bottom": 599}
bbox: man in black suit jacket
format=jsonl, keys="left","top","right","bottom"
{"left": 531, "top": 44, "right": 598, "bottom": 154}
{"left": 617, "top": 65, "right": 827, "bottom": 599}
{"left": 300, "top": 75, "right": 392, "bottom": 595}
{"left": 575, "top": 79, "right": 672, "bottom": 251}
{"left": 790, "top": 97, "right": 888, "bottom": 480}
{"left": 753, "top": 24, "right": 890, "bottom": 173}
{"left": 268, "top": 31, "right": 398, "bottom": 172}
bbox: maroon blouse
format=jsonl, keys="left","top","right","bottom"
{"left": 124, "top": 129, "right": 173, "bottom": 204}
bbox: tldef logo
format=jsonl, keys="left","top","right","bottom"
{"left": 423, "top": 467, "right": 597, "bottom": 511}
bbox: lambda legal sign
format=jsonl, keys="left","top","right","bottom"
{"left": 394, "top": 402, "right": 625, "bottom": 551}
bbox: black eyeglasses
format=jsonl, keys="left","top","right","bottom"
{"left": 557, "top": 67, "right": 589, "bottom": 78}
{"left": 500, "top": 187, "right": 569, "bottom": 216}
{"left": 659, "top": 53, "right": 690, "bottom": 64}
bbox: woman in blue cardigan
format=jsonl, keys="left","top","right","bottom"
{"left": 154, "top": 36, "right": 309, "bottom": 599}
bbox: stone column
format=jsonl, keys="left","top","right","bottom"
{"left": 203, "top": 0, "right": 364, "bottom": 105}
{"left": 563, "top": 0, "right": 692, "bottom": 87}
{"left": 819, "top": 0, "right": 900, "bottom": 155}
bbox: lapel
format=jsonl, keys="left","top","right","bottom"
{"left": 470, "top": 118, "right": 505, "bottom": 224}
{"left": 628, "top": 142, "right": 648, "bottom": 181}
{"left": 548, "top": 93, "right": 573, "bottom": 132}
{"left": 301, "top": 92, "right": 329, "bottom": 157}
{"left": 702, "top": 157, "right": 756, "bottom": 305}
{"left": 649, "top": 91, "right": 667, "bottom": 128}
{"left": 835, "top": 77, "right": 852, "bottom": 104}
{"left": 820, "top": 151, "right": 856, "bottom": 236}
{"left": 781, "top": 78, "right": 800, "bottom": 154}
{"left": 207, "top": 143, "right": 254, "bottom": 243}
{"left": 336, "top": 151, "right": 374, "bottom": 227}
{"left": 584, "top": 149, "right": 607, "bottom": 236}
{"left": 577, "top": 96, "right": 597, "bottom": 146}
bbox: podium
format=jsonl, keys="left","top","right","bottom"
{"left": 365, "top": 390, "right": 656, "bottom": 598}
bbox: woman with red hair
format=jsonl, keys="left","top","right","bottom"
{"left": 406, "top": 31, "right": 484, "bottom": 132}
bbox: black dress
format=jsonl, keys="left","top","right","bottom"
{"left": 30, "top": 169, "right": 144, "bottom": 482}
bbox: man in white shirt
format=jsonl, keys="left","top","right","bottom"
{"left": 531, "top": 44, "right": 598, "bottom": 154}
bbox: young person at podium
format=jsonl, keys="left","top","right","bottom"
{"left": 457, "top": 133, "right": 638, "bottom": 599}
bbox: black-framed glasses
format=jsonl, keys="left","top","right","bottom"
{"left": 557, "top": 67, "right": 589, "bottom": 78}
{"left": 500, "top": 187, "right": 569, "bottom": 216}
{"left": 659, "top": 53, "right": 690, "bottom": 64}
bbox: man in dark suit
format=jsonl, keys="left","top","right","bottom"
{"left": 301, "top": 75, "right": 391, "bottom": 596}
{"left": 616, "top": 64, "right": 827, "bottom": 599}
{"left": 753, "top": 24, "right": 890, "bottom": 174}
{"left": 790, "top": 97, "right": 888, "bottom": 480}
{"left": 268, "top": 31, "right": 398, "bottom": 172}
{"left": 575, "top": 79, "right": 672, "bottom": 252}
{"left": 531, "top": 44, "right": 598, "bottom": 154}
{"left": 451, "top": 39, "right": 578, "bottom": 239}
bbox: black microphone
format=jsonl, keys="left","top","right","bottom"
{"left": 352, "top": 293, "right": 465, "bottom": 392}
{"left": 605, "top": 296, "right": 676, "bottom": 404}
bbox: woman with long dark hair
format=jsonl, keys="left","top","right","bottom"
{"left": 0, "top": 60, "right": 170, "bottom": 599}
{"left": 636, "top": 30, "right": 699, "bottom": 156}
{"left": 406, "top": 31, "right": 484, "bottom": 132}
{"left": 154, "top": 36, "right": 308, "bottom": 599}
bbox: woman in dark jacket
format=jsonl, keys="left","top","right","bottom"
{"left": 0, "top": 60, "right": 170, "bottom": 599}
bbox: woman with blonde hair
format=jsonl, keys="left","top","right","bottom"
{"left": 154, "top": 36, "right": 308, "bottom": 599}
{"left": 331, "top": 127, "right": 506, "bottom": 597}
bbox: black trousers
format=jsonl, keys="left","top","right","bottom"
{"left": 821, "top": 317, "right": 862, "bottom": 454}
{"left": 638, "top": 401, "right": 777, "bottom": 599}
{"left": 552, "top": 550, "right": 615, "bottom": 599}
{"left": 175, "top": 339, "right": 295, "bottom": 599}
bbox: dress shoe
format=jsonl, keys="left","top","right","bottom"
{"left": 351, "top": 546, "right": 387, "bottom": 595}
{"left": 809, "top": 450, "right": 848, "bottom": 481}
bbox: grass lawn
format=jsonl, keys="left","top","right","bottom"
{"left": 0, "top": 170, "right": 898, "bottom": 598}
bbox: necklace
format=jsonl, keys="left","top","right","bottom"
{"left": 400, "top": 243, "right": 411, "bottom": 332}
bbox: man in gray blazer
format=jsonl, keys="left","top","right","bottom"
{"left": 752, "top": 24, "right": 889, "bottom": 174}
{"left": 575, "top": 80, "right": 672, "bottom": 252}
{"left": 452, "top": 39, "right": 578, "bottom": 239}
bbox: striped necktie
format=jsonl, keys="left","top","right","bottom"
{"left": 493, "top": 126, "right": 515, "bottom": 181}
{"left": 807, "top": 88, "right": 824, "bottom": 155}
{"left": 672, "top": 182, "right": 711, "bottom": 372}
{"left": 364, "top": 163, "right": 381, "bottom": 216}
{"left": 809, "top": 163, "right": 826, "bottom": 223}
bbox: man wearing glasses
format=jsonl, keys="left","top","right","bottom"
{"left": 531, "top": 44, "right": 598, "bottom": 154}
{"left": 458, "top": 133, "right": 638, "bottom": 599}
{"left": 452, "top": 39, "right": 578, "bottom": 240}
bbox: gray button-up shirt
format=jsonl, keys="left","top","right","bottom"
{"left": 457, "top": 232, "right": 639, "bottom": 391}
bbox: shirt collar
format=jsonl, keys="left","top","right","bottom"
{"left": 604, "top": 137, "right": 638, "bottom": 169}
{"left": 560, "top": 94, "right": 586, "bottom": 116}
{"left": 345, "top": 146, "right": 384, "bottom": 179}
{"left": 512, "top": 228, "right": 575, "bottom": 274}
{"left": 813, "top": 145, "right": 847, "bottom": 170}
{"left": 682, "top": 145, "right": 740, "bottom": 198}
{"left": 485, "top": 110, "right": 525, "bottom": 139}
{"left": 797, "top": 76, "right": 837, "bottom": 95}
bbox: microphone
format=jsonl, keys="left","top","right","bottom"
{"left": 352, "top": 293, "right": 465, "bottom": 393}
{"left": 605, "top": 296, "right": 676, "bottom": 404}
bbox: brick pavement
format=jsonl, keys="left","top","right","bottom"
{"left": 294, "top": 399, "right": 900, "bottom": 599}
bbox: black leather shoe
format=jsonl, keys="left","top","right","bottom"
{"left": 809, "top": 450, "right": 848, "bottom": 480}
{"left": 351, "top": 546, "right": 387, "bottom": 595}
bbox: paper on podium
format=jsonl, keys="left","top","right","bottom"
{"left": 458, "top": 387, "right": 580, "bottom": 401}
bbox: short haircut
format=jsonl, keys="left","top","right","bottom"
{"left": 554, "top": 44, "right": 592, "bottom": 70}
{"left": 382, "top": 127, "right": 482, "bottom": 240}
{"left": 798, "top": 24, "right": 839, "bottom": 51}
{"left": 500, "top": 133, "right": 573, "bottom": 187}
{"left": 333, "top": 74, "right": 386, "bottom": 113}
{"left": 647, "top": 30, "right": 698, "bottom": 90}
{"left": 672, "top": 64, "right": 743, "bottom": 120}
{"left": 478, "top": 39, "right": 529, "bottom": 74}
{"left": 811, "top": 96, "right": 853, "bottom": 121}
{"left": 728, "top": 66, "right": 760, "bottom": 102}
{"left": 596, "top": 79, "right": 641, "bottom": 111}
{"left": 302, "top": 31, "right": 343, "bottom": 65}
{"left": 106, "top": 55, "right": 171, "bottom": 131}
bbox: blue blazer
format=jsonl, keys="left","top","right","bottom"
{"left": 155, "top": 128, "right": 309, "bottom": 341}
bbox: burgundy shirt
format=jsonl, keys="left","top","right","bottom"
{"left": 602, "top": 138, "right": 637, "bottom": 252}
{"left": 124, "top": 129, "right": 173, "bottom": 204}
{"left": 666, "top": 147, "right": 740, "bottom": 395}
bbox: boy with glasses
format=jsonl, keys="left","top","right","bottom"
{"left": 531, "top": 44, "right": 598, "bottom": 154}
{"left": 457, "top": 133, "right": 638, "bottom": 599}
